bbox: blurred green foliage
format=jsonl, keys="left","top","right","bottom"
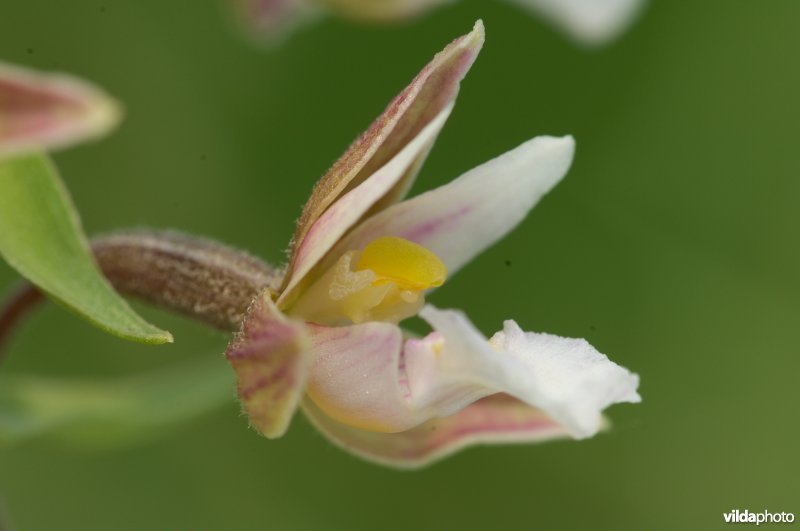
{"left": 0, "top": 154, "right": 172, "bottom": 345}
{"left": 0, "top": 0, "right": 798, "bottom": 529}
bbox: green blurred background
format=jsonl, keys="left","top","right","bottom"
{"left": 1, "top": 0, "right": 799, "bottom": 529}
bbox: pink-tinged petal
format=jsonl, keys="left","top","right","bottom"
{"left": 231, "top": 0, "right": 320, "bottom": 43}
{"left": 225, "top": 292, "right": 310, "bottom": 438}
{"left": 278, "top": 106, "right": 452, "bottom": 308}
{"left": 0, "top": 62, "right": 121, "bottom": 158}
{"left": 328, "top": 135, "right": 575, "bottom": 279}
{"left": 284, "top": 21, "right": 484, "bottom": 288}
{"left": 503, "top": 0, "right": 645, "bottom": 45}
{"left": 305, "top": 318, "right": 488, "bottom": 434}
{"left": 315, "top": 0, "right": 453, "bottom": 22}
{"left": 303, "top": 394, "right": 569, "bottom": 469}
{"left": 304, "top": 321, "right": 420, "bottom": 432}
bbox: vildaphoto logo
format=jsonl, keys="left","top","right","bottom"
{"left": 723, "top": 509, "right": 795, "bottom": 525}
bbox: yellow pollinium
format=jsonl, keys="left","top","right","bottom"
{"left": 356, "top": 236, "right": 447, "bottom": 292}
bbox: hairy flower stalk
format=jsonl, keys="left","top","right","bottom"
{"left": 92, "top": 231, "right": 282, "bottom": 331}
{"left": 0, "top": 230, "right": 281, "bottom": 355}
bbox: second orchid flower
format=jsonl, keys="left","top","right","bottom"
{"left": 234, "top": 0, "right": 645, "bottom": 46}
{"left": 225, "top": 20, "right": 640, "bottom": 468}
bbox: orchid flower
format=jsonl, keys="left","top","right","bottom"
{"left": 224, "top": 21, "right": 640, "bottom": 468}
{"left": 0, "top": 61, "right": 121, "bottom": 159}
{"left": 233, "top": 0, "right": 644, "bottom": 46}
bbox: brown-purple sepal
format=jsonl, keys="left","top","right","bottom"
{"left": 225, "top": 292, "right": 311, "bottom": 438}
{"left": 284, "top": 21, "right": 485, "bottom": 288}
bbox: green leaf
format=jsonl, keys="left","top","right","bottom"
{"left": 0, "top": 153, "right": 172, "bottom": 344}
{"left": 0, "top": 355, "right": 232, "bottom": 447}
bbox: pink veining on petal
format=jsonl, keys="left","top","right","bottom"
{"left": 420, "top": 395, "right": 563, "bottom": 453}
{"left": 240, "top": 369, "right": 292, "bottom": 402}
{"left": 397, "top": 203, "right": 474, "bottom": 242}
{"left": 305, "top": 322, "right": 419, "bottom": 433}
{"left": 302, "top": 394, "right": 569, "bottom": 468}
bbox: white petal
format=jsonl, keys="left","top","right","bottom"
{"left": 414, "top": 305, "right": 640, "bottom": 438}
{"left": 326, "top": 135, "right": 574, "bottom": 279}
{"left": 504, "top": 0, "right": 645, "bottom": 45}
{"left": 278, "top": 105, "right": 452, "bottom": 308}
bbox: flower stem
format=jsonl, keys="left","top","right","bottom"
{"left": 0, "top": 283, "right": 43, "bottom": 359}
